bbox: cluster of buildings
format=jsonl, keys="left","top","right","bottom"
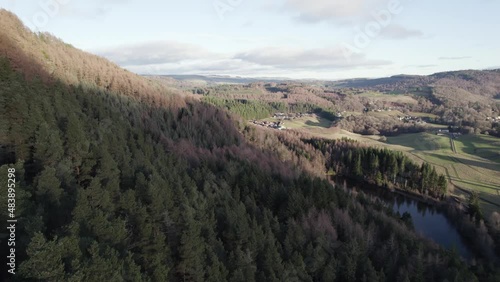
{"left": 251, "top": 120, "right": 286, "bottom": 130}
{"left": 398, "top": 116, "right": 426, "bottom": 124}
{"left": 435, "top": 129, "right": 462, "bottom": 138}
{"left": 486, "top": 116, "right": 500, "bottom": 121}
{"left": 364, "top": 106, "right": 406, "bottom": 113}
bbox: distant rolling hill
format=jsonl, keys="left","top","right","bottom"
{"left": 334, "top": 70, "right": 500, "bottom": 99}
{"left": 149, "top": 71, "right": 500, "bottom": 103}
{"left": 146, "top": 74, "right": 293, "bottom": 86}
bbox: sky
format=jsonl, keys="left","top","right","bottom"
{"left": 2, "top": 0, "right": 500, "bottom": 79}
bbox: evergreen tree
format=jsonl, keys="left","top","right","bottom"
{"left": 33, "top": 122, "right": 64, "bottom": 166}
{"left": 19, "top": 233, "right": 65, "bottom": 280}
{"left": 177, "top": 204, "right": 205, "bottom": 282}
{"left": 35, "top": 167, "right": 63, "bottom": 205}
{"left": 354, "top": 153, "right": 363, "bottom": 178}
{"left": 468, "top": 191, "right": 483, "bottom": 222}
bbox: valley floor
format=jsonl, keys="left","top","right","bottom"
{"left": 256, "top": 114, "right": 500, "bottom": 218}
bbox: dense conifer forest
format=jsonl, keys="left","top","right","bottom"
{"left": 305, "top": 139, "right": 448, "bottom": 198}
{"left": 1, "top": 9, "right": 500, "bottom": 281}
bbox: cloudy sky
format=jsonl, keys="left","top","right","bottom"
{"left": 3, "top": 0, "right": 500, "bottom": 79}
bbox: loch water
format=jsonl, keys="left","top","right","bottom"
{"left": 340, "top": 179, "right": 473, "bottom": 259}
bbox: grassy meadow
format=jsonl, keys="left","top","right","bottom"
{"left": 258, "top": 114, "right": 500, "bottom": 216}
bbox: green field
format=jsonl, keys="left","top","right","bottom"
{"left": 387, "top": 133, "right": 500, "bottom": 216}
{"left": 408, "top": 112, "right": 440, "bottom": 119}
{"left": 260, "top": 115, "right": 500, "bottom": 195}
{"left": 260, "top": 115, "right": 500, "bottom": 216}
{"left": 454, "top": 134, "right": 500, "bottom": 164}
{"left": 387, "top": 133, "right": 500, "bottom": 193}
{"left": 261, "top": 115, "right": 383, "bottom": 143}
{"left": 356, "top": 91, "right": 419, "bottom": 105}
{"left": 280, "top": 115, "right": 333, "bottom": 129}
{"left": 367, "top": 110, "right": 405, "bottom": 118}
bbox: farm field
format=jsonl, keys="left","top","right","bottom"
{"left": 387, "top": 133, "right": 500, "bottom": 193}
{"left": 259, "top": 115, "right": 500, "bottom": 216}
{"left": 280, "top": 115, "right": 333, "bottom": 130}
{"left": 387, "top": 133, "right": 500, "bottom": 216}
{"left": 356, "top": 91, "right": 419, "bottom": 105}
{"left": 366, "top": 110, "right": 405, "bottom": 118}
{"left": 454, "top": 134, "right": 500, "bottom": 164}
{"left": 271, "top": 115, "right": 391, "bottom": 144}
{"left": 408, "top": 112, "right": 440, "bottom": 119}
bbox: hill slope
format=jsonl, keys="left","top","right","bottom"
{"left": 0, "top": 9, "right": 184, "bottom": 107}
{"left": 336, "top": 70, "right": 500, "bottom": 95}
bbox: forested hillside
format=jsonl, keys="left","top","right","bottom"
{"left": 332, "top": 70, "right": 500, "bottom": 136}
{"left": 335, "top": 70, "right": 500, "bottom": 100}
{"left": 1, "top": 9, "right": 499, "bottom": 281}
{"left": 0, "top": 10, "right": 184, "bottom": 107}
{"left": 178, "top": 69, "right": 500, "bottom": 136}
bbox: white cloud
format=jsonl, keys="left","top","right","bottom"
{"left": 284, "top": 0, "right": 387, "bottom": 24}
{"left": 234, "top": 46, "right": 391, "bottom": 70}
{"left": 98, "top": 41, "right": 391, "bottom": 77}
{"left": 96, "top": 41, "right": 218, "bottom": 66}
{"left": 380, "top": 25, "right": 424, "bottom": 39}
{"left": 416, "top": 65, "right": 437, "bottom": 68}
{"left": 125, "top": 59, "right": 273, "bottom": 76}
{"left": 438, "top": 56, "right": 472, "bottom": 61}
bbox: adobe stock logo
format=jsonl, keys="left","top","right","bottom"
{"left": 342, "top": 0, "right": 411, "bottom": 62}
{"left": 22, "top": 0, "right": 70, "bottom": 31}
{"left": 213, "top": 0, "right": 243, "bottom": 20}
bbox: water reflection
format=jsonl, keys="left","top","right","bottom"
{"left": 390, "top": 195, "right": 471, "bottom": 259}
{"left": 340, "top": 179, "right": 473, "bottom": 259}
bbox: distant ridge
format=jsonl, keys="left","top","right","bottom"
{"left": 333, "top": 69, "right": 500, "bottom": 99}
{"left": 145, "top": 74, "right": 293, "bottom": 85}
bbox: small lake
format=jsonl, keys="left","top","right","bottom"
{"left": 390, "top": 195, "right": 472, "bottom": 259}
{"left": 340, "top": 179, "right": 473, "bottom": 259}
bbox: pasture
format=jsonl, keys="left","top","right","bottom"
{"left": 262, "top": 114, "right": 500, "bottom": 216}
{"left": 356, "top": 91, "right": 419, "bottom": 105}
{"left": 257, "top": 114, "right": 500, "bottom": 215}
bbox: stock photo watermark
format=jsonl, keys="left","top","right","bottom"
{"left": 21, "top": 0, "right": 70, "bottom": 31}
{"left": 6, "top": 167, "right": 16, "bottom": 275}
{"left": 342, "top": 0, "right": 410, "bottom": 62}
{"left": 213, "top": 0, "right": 243, "bottom": 20}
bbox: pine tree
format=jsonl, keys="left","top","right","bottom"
{"left": 370, "top": 154, "right": 379, "bottom": 177}
{"left": 65, "top": 112, "right": 89, "bottom": 176}
{"left": 177, "top": 204, "right": 205, "bottom": 282}
{"left": 33, "top": 122, "right": 64, "bottom": 166}
{"left": 19, "top": 233, "right": 65, "bottom": 280}
{"left": 35, "top": 167, "right": 63, "bottom": 206}
{"left": 437, "top": 175, "right": 448, "bottom": 196}
{"left": 354, "top": 154, "right": 363, "bottom": 178}
{"left": 468, "top": 191, "right": 483, "bottom": 222}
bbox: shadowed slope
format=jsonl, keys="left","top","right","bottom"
{"left": 0, "top": 9, "right": 184, "bottom": 108}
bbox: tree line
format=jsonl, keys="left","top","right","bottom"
{"left": 305, "top": 138, "right": 448, "bottom": 199}
{"left": 202, "top": 96, "right": 336, "bottom": 121}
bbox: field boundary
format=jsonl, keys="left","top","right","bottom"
{"left": 449, "top": 134, "right": 457, "bottom": 153}
{"left": 454, "top": 185, "right": 500, "bottom": 209}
